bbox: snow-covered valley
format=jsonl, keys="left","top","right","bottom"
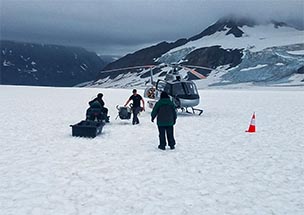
{"left": 0, "top": 85, "right": 303, "bottom": 214}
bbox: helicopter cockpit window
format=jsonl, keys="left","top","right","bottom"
{"left": 171, "top": 82, "right": 198, "bottom": 96}
{"left": 164, "top": 84, "right": 171, "bottom": 94}
{"left": 186, "top": 83, "right": 198, "bottom": 95}
{"left": 172, "top": 83, "right": 185, "bottom": 95}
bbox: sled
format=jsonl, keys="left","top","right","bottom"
{"left": 70, "top": 120, "right": 105, "bottom": 138}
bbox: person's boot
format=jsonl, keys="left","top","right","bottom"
{"left": 158, "top": 145, "right": 165, "bottom": 150}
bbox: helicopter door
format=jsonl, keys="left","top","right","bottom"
{"left": 156, "top": 80, "right": 169, "bottom": 99}
{"left": 156, "top": 80, "right": 166, "bottom": 91}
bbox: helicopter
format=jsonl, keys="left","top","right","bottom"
{"left": 96, "top": 63, "right": 213, "bottom": 115}
{"left": 143, "top": 64, "right": 210, "bottom": 115}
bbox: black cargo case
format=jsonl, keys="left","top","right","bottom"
{"left": 70, "top": 120, "right": 104, "bottom": 138}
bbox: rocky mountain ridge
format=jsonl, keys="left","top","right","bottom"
{"left": 90, "top": 17, "right": 304, "bottom": 88}
{"left": 1, "top": 40, "right": 106, "bottom": 86}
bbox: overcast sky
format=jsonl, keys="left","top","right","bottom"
{"left": 1, "top": 0, "right": 303, "bottom": 56}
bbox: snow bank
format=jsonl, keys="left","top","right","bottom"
{"left": 240, "top": 64, "right": 268, "bottom": 72}
{"left": 288, "top": 50, "right": 304, "bottom": 55}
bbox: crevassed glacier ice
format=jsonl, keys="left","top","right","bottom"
{"left": 221, "top": 44, "right": 304, "bottom": 84}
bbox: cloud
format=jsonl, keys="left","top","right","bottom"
{"left": 1, "top": 0, "right": 303, "bottom": 55}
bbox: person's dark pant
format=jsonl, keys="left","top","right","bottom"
{"left": 102, "top": 107, "right": 108, "bottom": 116}
{"left": 132, "top": 107, "right": 141, "bottom": 125}
{"left": 102, "top": 107, "right": 110, "bottom": 122}
{"left": 158, "top": 126, "right": 175, "bottom": 149}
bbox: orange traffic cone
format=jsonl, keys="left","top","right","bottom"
{"left": 246, "top": 112, "right": 256, "bottom": 133}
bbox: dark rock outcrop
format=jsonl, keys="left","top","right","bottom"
{"left": 184, "top": 46, "right": 243, "bottom": 68}
{"left": 297, "top": 66, "right": 304, "bottom": 74}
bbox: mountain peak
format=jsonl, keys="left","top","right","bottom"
{"left": 217, "top": 15, "right": 257, "bottom": 28}
{"left": 189, "top": 16, "right": 256, "bottom": 41}
{"left": 188, "top": 16, "right": 297, "bottom": 42}
{"left": 218, "top": 16, "right": 293, "bottom": 29}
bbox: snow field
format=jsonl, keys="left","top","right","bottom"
{"left": 0, "top": 85, "right": 303, "bottom": 215}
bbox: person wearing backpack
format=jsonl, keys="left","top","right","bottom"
{"left": 89, "top": 93, "right": 110, "bottom": 122}
{"left": 151, "top": 91, "right": 177, "bottom": 150}
{"left": 86, "top": 100, "right": 103, "bottom": 121}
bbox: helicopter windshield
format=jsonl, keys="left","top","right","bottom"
{"left": 172, "top": 82, "right": 198, "bottom": 96}
{"left": 187, "top": 82, "right": 198, "bottom": 95}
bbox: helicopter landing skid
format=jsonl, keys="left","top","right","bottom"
{"left": 183, "top": 107, "right": 203, "bottom": 115}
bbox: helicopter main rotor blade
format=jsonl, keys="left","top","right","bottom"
{"left": 99, "top": 65, "right": 156, "bottom": 74}
{"left": 99, "top": 64, "right": 213, "bottom": 74}
{"left": 181, "top": 65, "right": 214, "bottom": 71}
{"left": 97, "top": 63, "right": 216, "bottom": 81}
{"left": 188, "top": 69, "right": 206, "bottom": 79}
{"left": 179, "top": 66, "right": 206, "bottom": 79}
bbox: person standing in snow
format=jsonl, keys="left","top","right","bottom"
{"left": 151, "top": 91, "right": 177, "bottom": 150}
{"left": 89, "top": 93, "right": 110, "bottom": 122}
{"left": 124, "top": 89, "right": 145, "bottom": 125}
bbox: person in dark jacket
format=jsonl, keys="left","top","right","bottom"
{"left": 89, "top": 93, "right": 109, "bottom": 122}
{"left": 124, "top": 89, "right": 145, "bottom": 125}
{"left": 151, "top": 91, "right": 177, "bottom": 150}
{"left": 86, "top": 100, "right": 103, "bottom": 121}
